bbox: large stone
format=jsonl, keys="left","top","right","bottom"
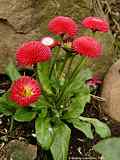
{"left": 0, "top": 140, "right": 37, "bottom": 160}
{"left": 0, "top": 20, "right": 41, "bottom": 72}
{"left": 0, "top": 0, "right": 114, "bottom": 75}
{"left": 102, "top": 59, "right": 120, "bottom": 122}
{"left": 0, "top": 0, "right": 34, "bottom": 33}
{"left": 87, "top": 31, "right": 114, "bottom": 77}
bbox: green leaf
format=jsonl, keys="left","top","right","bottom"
{"left": 37, "top": 63, "right": 53, "bottom": 94}
{"left": 91, "top": 119, "right": 111, "bottom": 138}
{"left": 72, "top": 119, "right": 93, "bottom": 139}
{"left": 79, "top": 116, "right": 111, "bottom": 138}
{"left": 63, "top": 98, "right": 85, "bottom": 119}
{"left": 35, "top": 116, "right": 54, "bottom": 150}
{"left": 6, "top": 62, "right": 20, "bottom": 81}
{"left": 63, "top": 85, "right": 90, "bottom": 119}
{"left": 60, "top": 63, "right": 91, "bottom": 109}
{"left": 78, "top": 84, "right": 90, "bottom": 106}
{"left": 79, "top": 68, "right": 92, "bottom": 82}
{"left": 50, "top": 122, "right": 71, "bottom": 160}
{"left": 93, "top": 138, "right": 120, "bottom": 160}
{"left": 32, "top": 96, "right": 47, "bottom": 109}
{"left": 0, "top": 94, "right": 18, "bottom": 115}
{"left": 69, "top": 68, "right": 92, "bottom": 92}
{"left": 53, "top": 35, "right": 62, "bottom": 41}
{"left": 32, "top": 96, "right": 48, "bottom": 118}
{"left": 14, "top": 108, "right": 36, "bottom": 122}
{"left": 0, "top": 106, "right": 12, "bottom": 116}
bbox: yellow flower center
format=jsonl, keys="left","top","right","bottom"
{"left": 22, "top": 86, "right": 33, "bottom": 97}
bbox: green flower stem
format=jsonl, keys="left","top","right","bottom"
{"left": 70, "top": 57, "right": 87, "bottom": 82}
{"left": 49, "top": 46, "right": 61, "bottom": 79}
{"left": 56, "top": 56, "right": 87, "bottom": 106}
{"left": 65, "top": 55, "right": 75, "bottom": 79}
{"left": 92, "top": 31, "right": 96, "bottom": 37}
{"left": 33, "top": 64, "right": 37, "bottom": 77}
{"left": 58, "top": 53, "right": 70, "bottom": 79}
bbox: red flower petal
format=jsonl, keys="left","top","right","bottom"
{"left": 82, "top": 17, "right": 109, "bottom": 32}
{"left": 16, "top": 41, "right": 52, "bottom": 66}
{"left": 10, "top": 76, "right": 41, "bottom": 107}
{"left": 48, "top": 16, "right": 78, "bottom": 37}
{"left": 72, "top": 36, "right": 102, "bottom": 58}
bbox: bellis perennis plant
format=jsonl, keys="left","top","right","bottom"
{"left": 0, "top": 16, "right": 111, "bottom": 160}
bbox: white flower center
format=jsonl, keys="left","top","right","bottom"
{"left": 41, "top": 37, "right": 54, "bottom": 46}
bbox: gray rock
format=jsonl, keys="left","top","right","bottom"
{"left": 0, "top": 0, "right": 33, "bottom": 33}
{"left": 0, "top": 140, "right": 37, "bottom": 160}
{"left": 86, "top": 31, "right": 114, "bottom": 77}
{"left": 0, "top": 0, "right": 114, "bottom": 75}
{"left": 102, "top": 59, "right": 120, "bottom": 122}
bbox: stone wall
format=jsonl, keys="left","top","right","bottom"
{"left": 0, "top": 0, "right": 114, "bottom": 76}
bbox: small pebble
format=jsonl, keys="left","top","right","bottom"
{"left": 77, "top": 146, "right": 82, "bottom": 155}
{"left": 0, "top": 114, "right": 4, "bottom": 118}
{"left": 19, "top": 137, "right": 25, "bottom": 141}
{"left": 4, "top": 128, "right": 8, "bottom": 133}
{"left": 32, "top": 133, "right": 36, "bottom": 138}
{"left": 0, "top": 135, "right": 8, "bottom": 142}
{"left": 0, "top": 119, "right": 2, "bottom": 125}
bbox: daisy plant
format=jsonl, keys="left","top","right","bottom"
{"left": 0, "top": 16, "right": 111, "bottom": 160}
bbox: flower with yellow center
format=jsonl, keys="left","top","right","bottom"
{"left": 10, "top": 76, "right": 41, "bottom": 107}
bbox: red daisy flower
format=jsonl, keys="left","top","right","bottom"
{"left": 10, "top": 76, "right": 41, "bottom": 107}
{"left": 82, "top": 16, "right": 109, "bottom": 32}
{"left": 40, "top": 36, "right": 60, "bottom": 48}
{"left": 72, "top": 36, "right": 102, "bottom": 58}
{"left": 48, "top": 16, "right": 78, "bottom": 37}
{"left": 16, "top": 41, "right": 52, "bottom": 66}
{"left": 86, "top": 75, "right": 102, "bottom": 88}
